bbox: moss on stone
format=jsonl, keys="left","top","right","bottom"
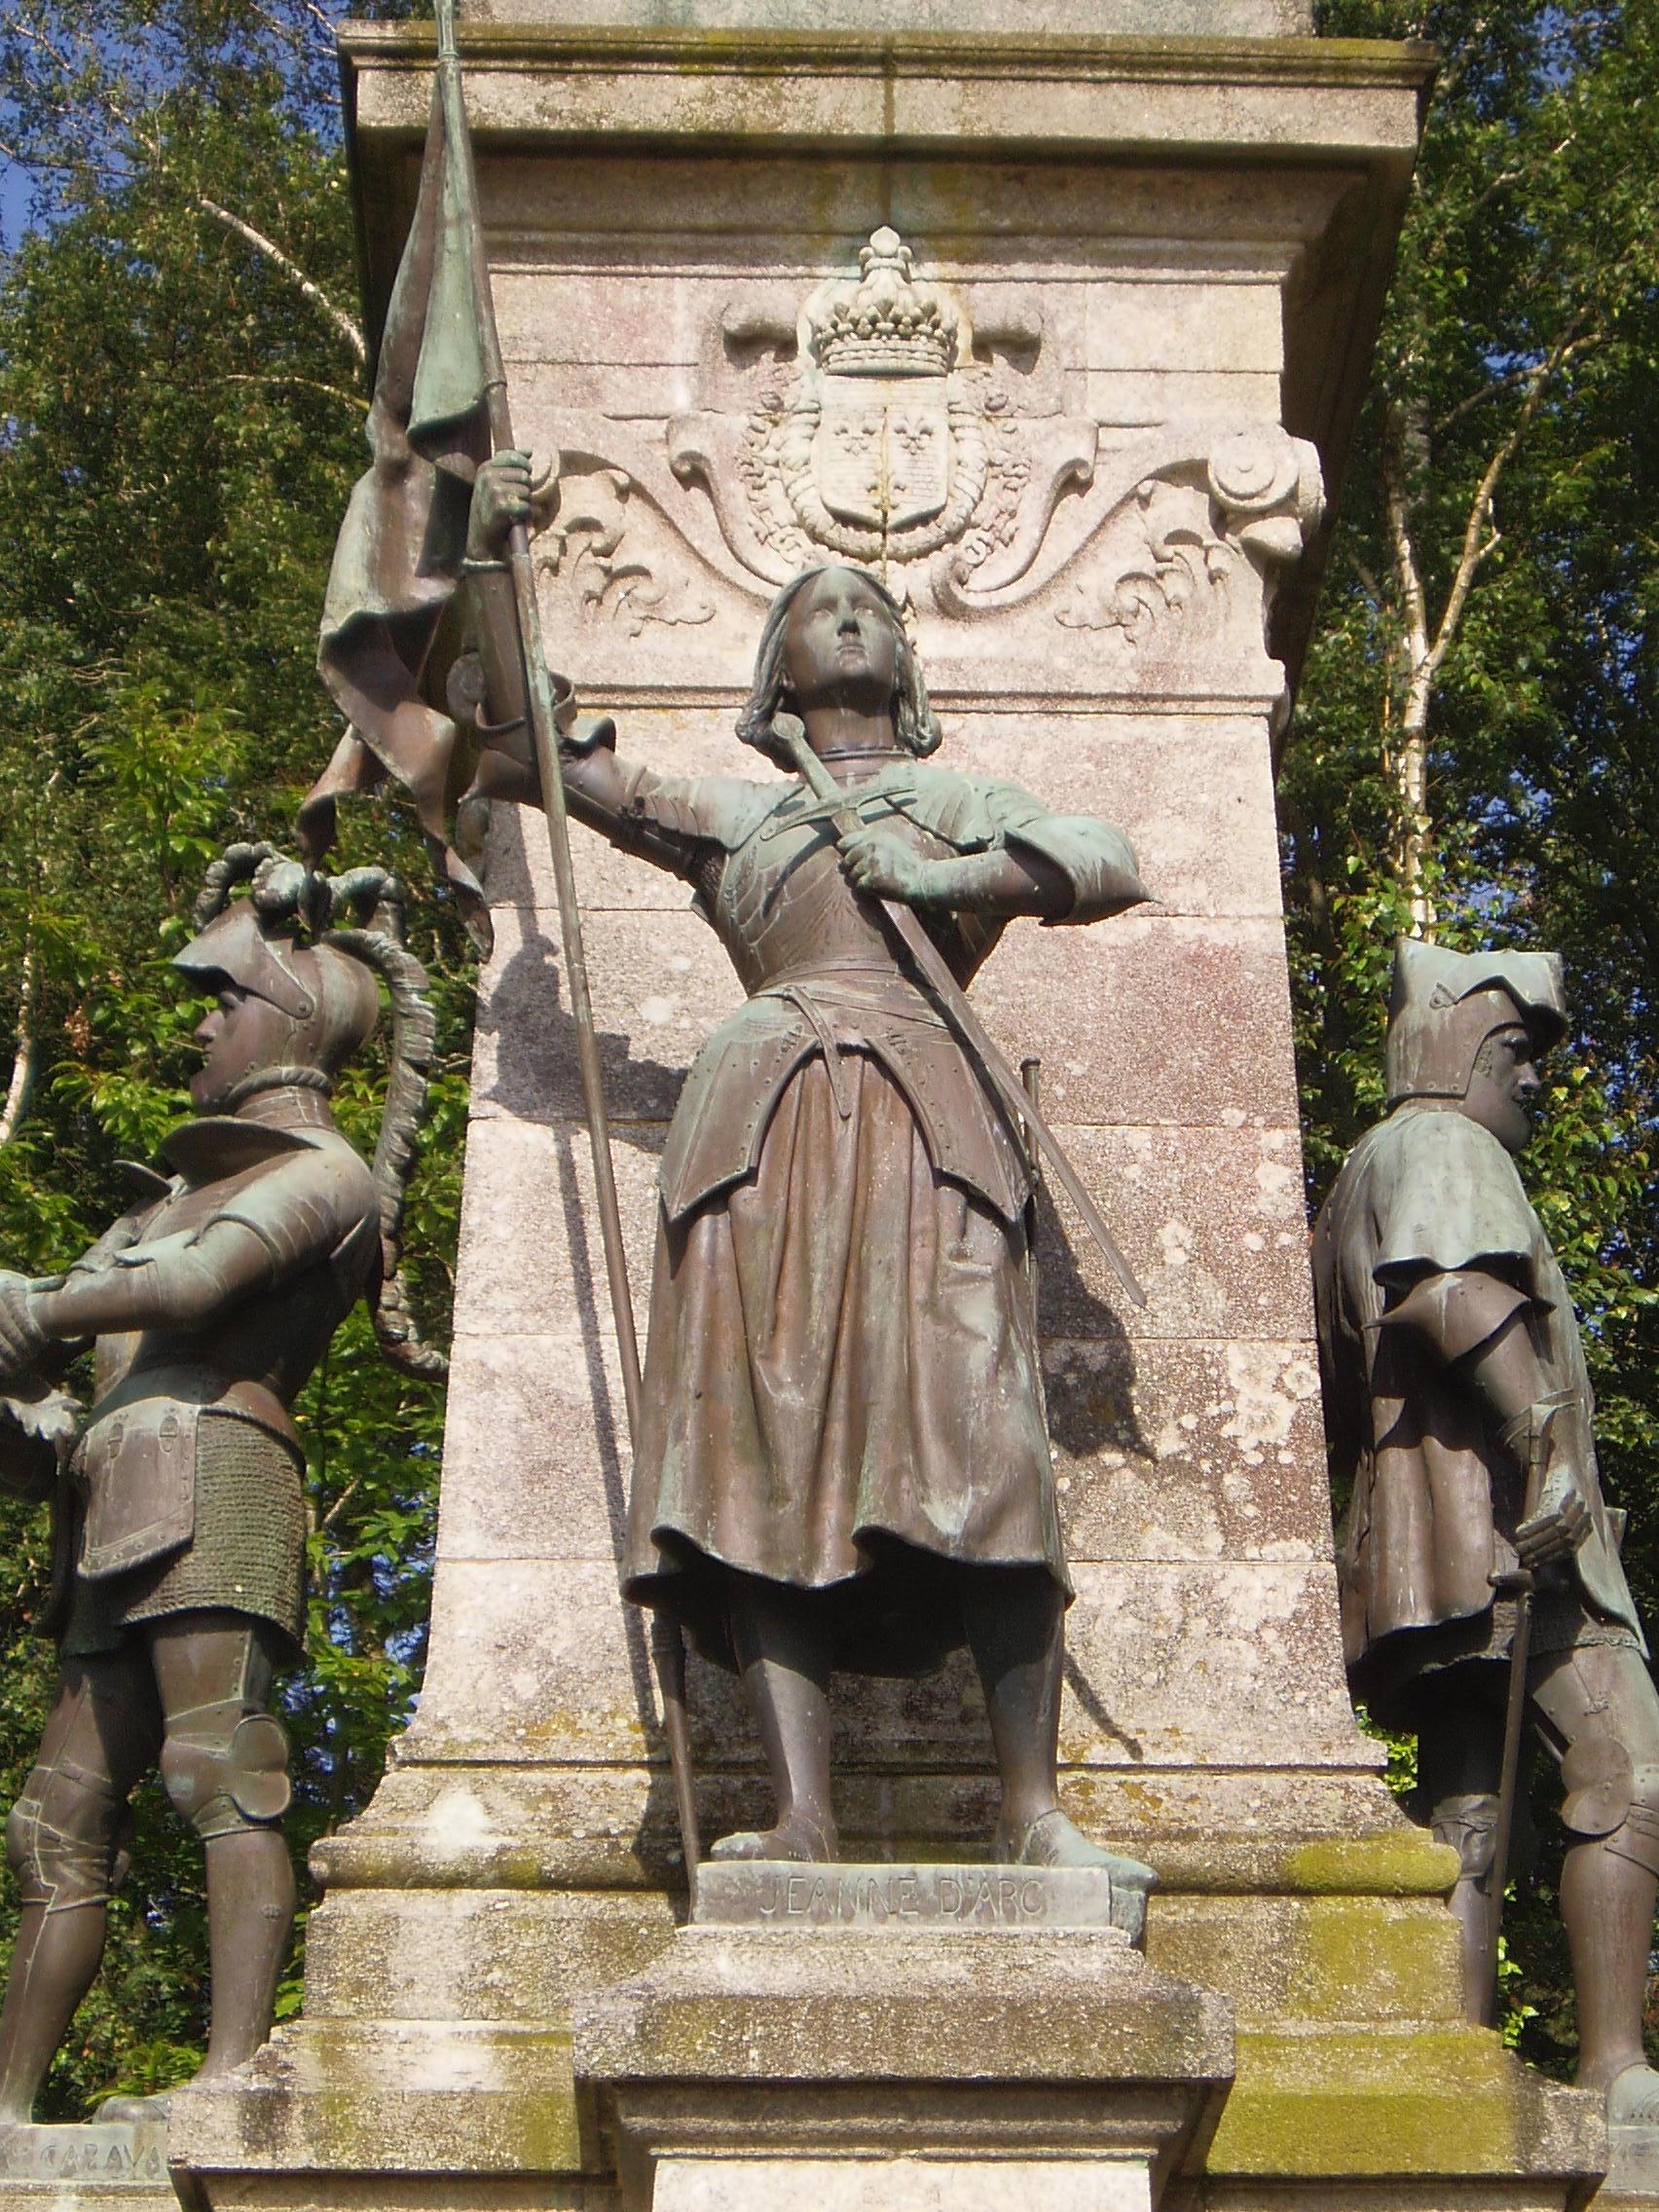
{"left": 1286, "top": 1896, "right": 1461, "bottom": 2023}
{"left": 295, "top": 2026, "right": 588, "bottom": 2175}
{"left": 1282, "top": 1831, "right": 1460, "bottom": 1896}
{"left": 1205, "top": 2025, "right": 1571, "bottom": 2177}
{"left": 1149, "top": 1892, "right": 1462, "bottom": 2027}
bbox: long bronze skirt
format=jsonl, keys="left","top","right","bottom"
{"left": 622, "top": 1051, "right": 1066, "bottom": 1676}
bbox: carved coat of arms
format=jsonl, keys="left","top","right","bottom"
{"left": 585, "top": 228, "right": 1323, "bottom": 648}
{"left": 740, "top": 228, "right": 1011, "bottom": 574}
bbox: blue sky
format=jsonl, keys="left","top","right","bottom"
{"left": 2, "top": 158, "right": 35, "bottom": 253}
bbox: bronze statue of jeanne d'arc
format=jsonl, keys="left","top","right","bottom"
{"left": 461, "top": 451, "right": 1158, "bottom": 1925}
{"left": 285, "top": 0, "right": 1159, "bottom": 1931}
{"left": 0, "top": 848, "right": 439, "bottom": 2125}
{"left": 1314, "top": 939, "right": 1659, "bottom": 2138}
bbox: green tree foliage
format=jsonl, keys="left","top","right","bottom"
{"left": 1293, "top": 1, "right": 1659, "bottom": 2073}
{"left": 2, "top": 0, "right": 1657, "bottom": 2120}
{"left": 0, "top": 0, "right": 463, "bottom": 2116}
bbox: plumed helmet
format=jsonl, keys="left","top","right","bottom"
{"left": 1384, "top": 937, "right": 1567, "bottom": 1107}
{"left": 173, "top": 900, "right": 380, "bottom": 1080}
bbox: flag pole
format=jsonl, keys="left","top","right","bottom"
{"left": 432, "top": 0, "right": 702, "bottom": 1905}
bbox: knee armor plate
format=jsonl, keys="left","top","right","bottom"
{"left": 159, "top": 1699, "right": 291, "bottom": 1840}
{"left": 1430, "top": 1791, "right": 1500, "bottom": 1881}
{"left": 1560, "top": 1736, "right": 1659, "bottom": 1877}
{"left": 6, "top": 1754, "right": 127, "bottom": 1913}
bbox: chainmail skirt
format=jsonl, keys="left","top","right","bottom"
{"left": 60, "top": 1412, "right": 308, "bottom": 1664}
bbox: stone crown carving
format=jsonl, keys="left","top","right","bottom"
{"left": 808, "top": 227, "right": 961, "bottom": 379}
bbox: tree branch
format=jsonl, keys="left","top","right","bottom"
{"left": 1435, "top": 334, "right": 1597, "bottom": 437}
{"left": 0, "top": 949, "right": 37, "bottom": 1150}
{"left": 321, "top": 1477, "right": 361, "bottom": 1532}
{"left": 196, "top": 197, "right": 366, "bottom": 362}
{"left": 1382, "top": 398, "right": 1436, "bottom": 934}
{"left": 1425, "top": 324, "right": 1589, "bottom": 683}
{"left": 224, "top": 371, "right": 370, "bottom": 412}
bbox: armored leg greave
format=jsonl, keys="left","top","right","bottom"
{"left": 5, "top": 1659, "right": 159, "bottom": 1915}
{"left": 151, "top": 1612, "right": 292, "bottom": 1842}
{"left": 1533, "top": 1643, "right": 1659, "bottom": 1881}
{"left": 7, "top": 1755, "right": 128, "bottom": 1915}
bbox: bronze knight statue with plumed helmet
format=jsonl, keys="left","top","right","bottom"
{"left": 0, "top": 846, "right": 440, "bottom": 2124}
{"left": 1314, "top": 938, "right": 1659, "bottom": 2146}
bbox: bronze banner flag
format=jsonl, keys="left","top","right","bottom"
{"left": 300, "top": 64, "right": 495, "bottom": 949}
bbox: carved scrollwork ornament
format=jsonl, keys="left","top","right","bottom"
{"left": 1056, "top": 426, "right": 1323, "bottom": 643}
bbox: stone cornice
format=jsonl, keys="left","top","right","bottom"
{"left": 342, "top": 25, "right": 1434, "bottom": 160}
{"left": 340, "top": 22, "right": 1434, "bottom": 83}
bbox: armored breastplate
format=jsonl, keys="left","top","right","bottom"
{"left": 713, "top": 783, "right": 989, "bottom": 996}
{"left": 90, "top": 1132, "right": 377, "bottom": 1416}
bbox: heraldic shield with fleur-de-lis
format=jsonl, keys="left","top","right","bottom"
{"left": 813, "top": 383, "right": 952, "bottom": 532}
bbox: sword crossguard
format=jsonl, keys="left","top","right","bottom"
{"left": 1489, "top": 1567, "right": 1537, "bottom": 1597}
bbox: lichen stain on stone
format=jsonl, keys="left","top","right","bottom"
{"left": 1252, "top": 1149, "right": 1301, "bottom": 1216}
{"left": 1160, "top": 1217, "right": 1195, "bottom": 1269}
{"left": 1150, "top": 1216, "right": 1227, "bottom": 1327}
{"left": 1219, "top": 1343, "right": 1318, "bottom": 1452}
{"left": 424, "top": 1785, "right": 501, "bottom": 1860}
{"left": 1197, "top": 1564, "right": 1311, "bottom": 1642}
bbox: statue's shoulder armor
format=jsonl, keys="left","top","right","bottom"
{"left": 903, "top": 765, "right": 1147, "bottom": 925}
{"left": 159, "top": 1117, "right": 320, "bottom": 1183}
{"left": 158, "top": 1122, "right": 377, "bottom": 1273}
{"left": 117, "top": 1159, "right": 175, "bottom": 1205}
{"left": 899, "top": 764, "right": 1014, "bottom": 851}
{"left": 623, "top": 768, "right": 775, "bottom": 854}
{"left": 1361, "top": 1107, "right": 1539, "bottom": 1283}
{"left": 1371, "top": 1104, "right": 1525, "bottom": 1194}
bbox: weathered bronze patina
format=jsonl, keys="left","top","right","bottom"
{"left": 0, "top": 848, "right": 438, "bottom": 2124}
{"left": 466, "top": 452, "right": 1156, "bottom": 1909}
{"left": 1315, "top": 938, "right": 1659, "bottom": 2136}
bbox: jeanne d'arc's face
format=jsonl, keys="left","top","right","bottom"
{"left": 782, "top": 568, "right": 901, "bottom": 718}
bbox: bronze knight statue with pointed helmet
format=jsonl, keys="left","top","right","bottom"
{"left": 1314, "top": 938, "right": 1659, "bottom": 2147}
{"left": 0, "top": 846, "right": 440, "bottom": 2124}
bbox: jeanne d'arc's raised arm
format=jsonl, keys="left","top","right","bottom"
{"left": 455, "top": 451, "right": 1148, "bottom": 935}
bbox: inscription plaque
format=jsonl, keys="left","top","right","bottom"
{"left": 693, "top": 1862, "right": 1128, "bottom": 1935}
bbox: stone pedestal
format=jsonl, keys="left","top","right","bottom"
{"left": 161, "top": 5, "right": 1609, "bottom": 2211}
{"left": 1603, "top": 2130, "right": 1659, "bottom": 2212}
{"left": 0, "top": 2121, "right": 172, "bottom": 2212}
{"left": 573, "top": 1866, "right": 1232, "bottom": 2212}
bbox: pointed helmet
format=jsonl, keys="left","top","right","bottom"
{"left": 1383, "top": 938, "right": 1567, "bottom": 1107}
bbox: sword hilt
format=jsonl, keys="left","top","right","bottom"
{"left": 1488, "top": 1567, "right": 1536, "bottom": 1598}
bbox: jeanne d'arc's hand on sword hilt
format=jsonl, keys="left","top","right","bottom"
{"left": 778, "top": 725, "right": 1146, "bottom": 1309}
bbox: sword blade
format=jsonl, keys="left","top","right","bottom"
{"left": 782, "top": 732, "right": 1146, "bottom": 1308}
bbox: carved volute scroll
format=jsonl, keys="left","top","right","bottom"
{"left": 530, "top": 225, "right": 1323, "bottom": 698}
